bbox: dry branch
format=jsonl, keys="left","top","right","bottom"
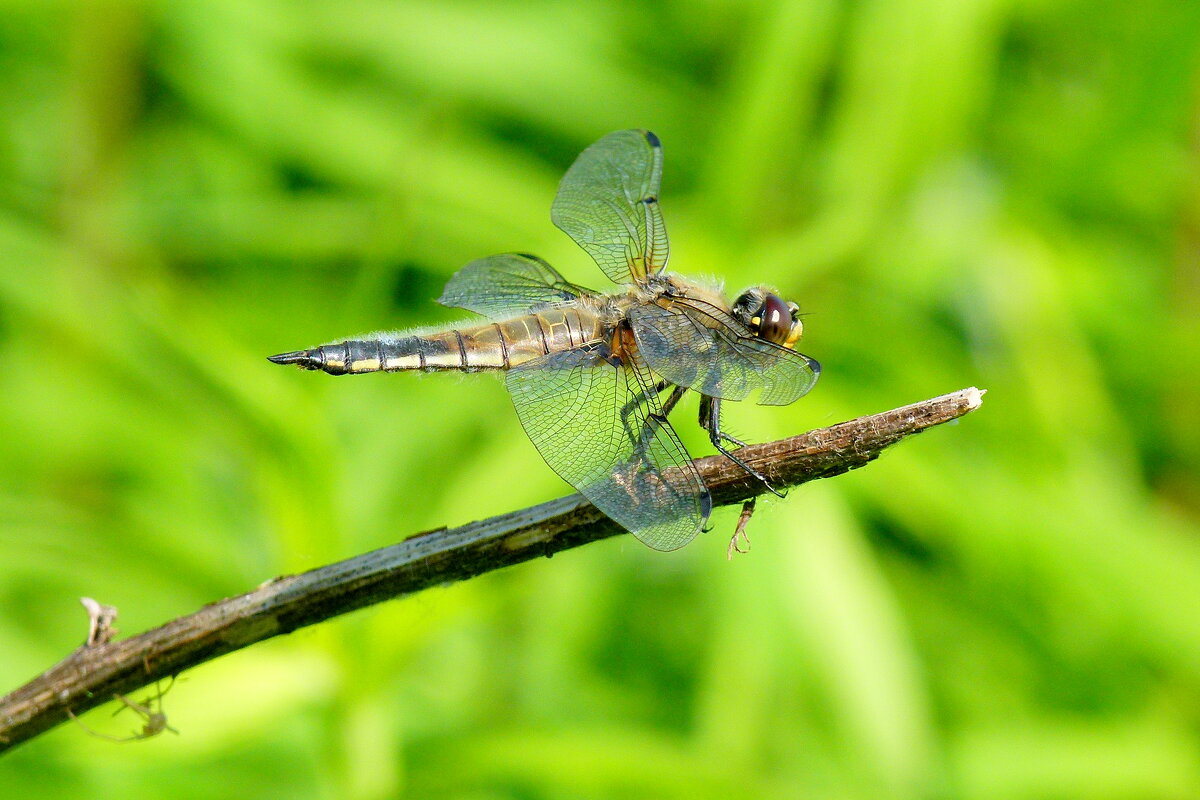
{"left": 0, "top": 387, "right": 984, "bottom": 753}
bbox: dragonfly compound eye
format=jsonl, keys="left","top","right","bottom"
{"left": 757, "top": 293, "right": 792, "bottom": 345}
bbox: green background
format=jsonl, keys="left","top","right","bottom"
{"left": 2, "top": 0, "right": 1198, "bottom": 797}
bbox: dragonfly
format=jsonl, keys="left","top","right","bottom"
{"left": 269, "top": 130, "right": 819, "bottom": 551}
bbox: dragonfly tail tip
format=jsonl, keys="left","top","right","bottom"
{"left": 267, "top": 350, "right": 309, "bottom": 366}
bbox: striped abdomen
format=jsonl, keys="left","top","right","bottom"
{"left": 268, "top": 308, "right": 605, "bottom": 375}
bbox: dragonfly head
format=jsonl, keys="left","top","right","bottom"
{"left": 732, "top": 287, "right": 804, "bottom": 349}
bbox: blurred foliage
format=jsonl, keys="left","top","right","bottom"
{"left": 1, "top": 0, "right": 1198, "bottom": 798}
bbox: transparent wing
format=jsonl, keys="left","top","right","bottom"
{"left": 505, "top": 341, "right": 710, "bottom": 551}
{"left": 629, "top": 299, "right": 820, "bottom": 406}
{"left": 552, "top": 129, "right": 669, "bottom": 286}
{"left": 438, "top": 253, "right": 589, "bottom": 319}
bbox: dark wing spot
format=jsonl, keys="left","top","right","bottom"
{"left": 643, "top": 130, "right": 661, "bottom": 148}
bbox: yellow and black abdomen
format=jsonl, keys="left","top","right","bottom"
{"left": 268, "top": 308, "right": 605, "bottom": 375}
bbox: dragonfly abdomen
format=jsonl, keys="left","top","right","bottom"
{"left": 269, "top": 308, "right": 605, "bottom": 375}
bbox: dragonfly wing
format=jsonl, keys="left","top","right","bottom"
{"left": 438, "top": 253, "right": 589, "bottom": 319}
{"left": 505, "top": 340, "right": 709, "bottom": 551}
{"left": 552, "top": 129, "right": 669, "bottom": 286}
{"left": 629, "top": 299, "right": 820, "bottom": 406}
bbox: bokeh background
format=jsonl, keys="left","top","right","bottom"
{"left": 2, "top": 0, "right": 1198, "bottom": 797}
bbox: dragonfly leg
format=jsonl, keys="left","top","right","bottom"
{"left": 618, "top": 380, "right": 678, "bottom": 449}
{"left": 618, "top": 379, "right": 670, "bottom": 428}
{"left": 717, "top": 431, "right": 749, "bottom": 448}
{"left": 699, "top": 396, "right": 785, "bottom": 498}
{"left": 659, "top": 383, "right": 685, "bottom": 416}
{"left": 727, "top": 497, "right": 756, "bottom": 560}
{"left": 632, "top": 385, "right": 686, "bottom": 455}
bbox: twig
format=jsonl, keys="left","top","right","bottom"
{"left": 0, "top": 387, "right": 984, "bottom": 754}
{"left": 79, "top": 597, "right": 119, "bottom": 647}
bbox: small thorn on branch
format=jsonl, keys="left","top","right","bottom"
{"left": 80, "top": 597, "right": 119, "bottom": 648}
